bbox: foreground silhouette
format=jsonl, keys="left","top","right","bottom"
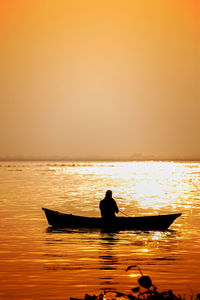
{"left": 99, "top": 190, "right": 119, "bottom": 225}
{"left": 42, "top": 208, "right": 181, "bottom": 230}
{"left": 70, "top": 265, "right": 200, "bottom": 300}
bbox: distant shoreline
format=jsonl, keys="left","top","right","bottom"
{"left": 0, "top": 157, "right": 200, "bottom": 162}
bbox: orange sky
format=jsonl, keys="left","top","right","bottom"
{"left": 0, "top": 0, "right": 199, "bottom": 159}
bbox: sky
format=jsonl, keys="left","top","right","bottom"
{"left": 0, "top": 0, "right": 199, "bottom": 160}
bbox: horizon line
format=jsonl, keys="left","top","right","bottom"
{"left": 0, "top": 156, "right": 200, "bottom": 162}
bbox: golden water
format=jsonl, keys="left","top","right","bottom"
{"left": 0, "top": 161, "right": 200, "bottom": 299}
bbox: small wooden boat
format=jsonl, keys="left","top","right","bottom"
{"left": 42, "top": 208, "right": 181, "bottom": 231}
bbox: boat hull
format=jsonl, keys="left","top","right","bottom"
{"left": 42, "top": 208, "right": 181, "bottom": 231}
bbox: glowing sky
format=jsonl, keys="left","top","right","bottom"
{"left": 0, "top": 0, "right": 199, "bottom": 159}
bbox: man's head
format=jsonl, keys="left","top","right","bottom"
{"left": 105, "top": 190, "right": 112, "bottom": 198}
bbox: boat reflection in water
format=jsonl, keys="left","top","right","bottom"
{"left": 99, "top": 232, "right": 119, "bottom": 289}
{"left": 44, "top": 226, "right": 181, "bottom": 297}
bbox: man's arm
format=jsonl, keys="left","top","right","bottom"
{"left": 114, "top": 200, "right": 119, "bottom": 213}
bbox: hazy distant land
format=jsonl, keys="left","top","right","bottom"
{"left": 0, "top": 155, "right": 200, "bottom": 162}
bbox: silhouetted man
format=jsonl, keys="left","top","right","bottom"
{"left": 99, "top": 190, "right": 119, "bottom": 224}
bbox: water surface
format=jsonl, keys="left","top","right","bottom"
{"left": 0, "top": 161, "right": 200, "bottom": 299}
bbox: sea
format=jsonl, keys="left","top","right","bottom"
{"left": 0, "top": 161, "right": 200, "bottom": 299}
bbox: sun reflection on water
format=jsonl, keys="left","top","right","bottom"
{"left": 128, "top": 273, "right": 140, "bottom": 278}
